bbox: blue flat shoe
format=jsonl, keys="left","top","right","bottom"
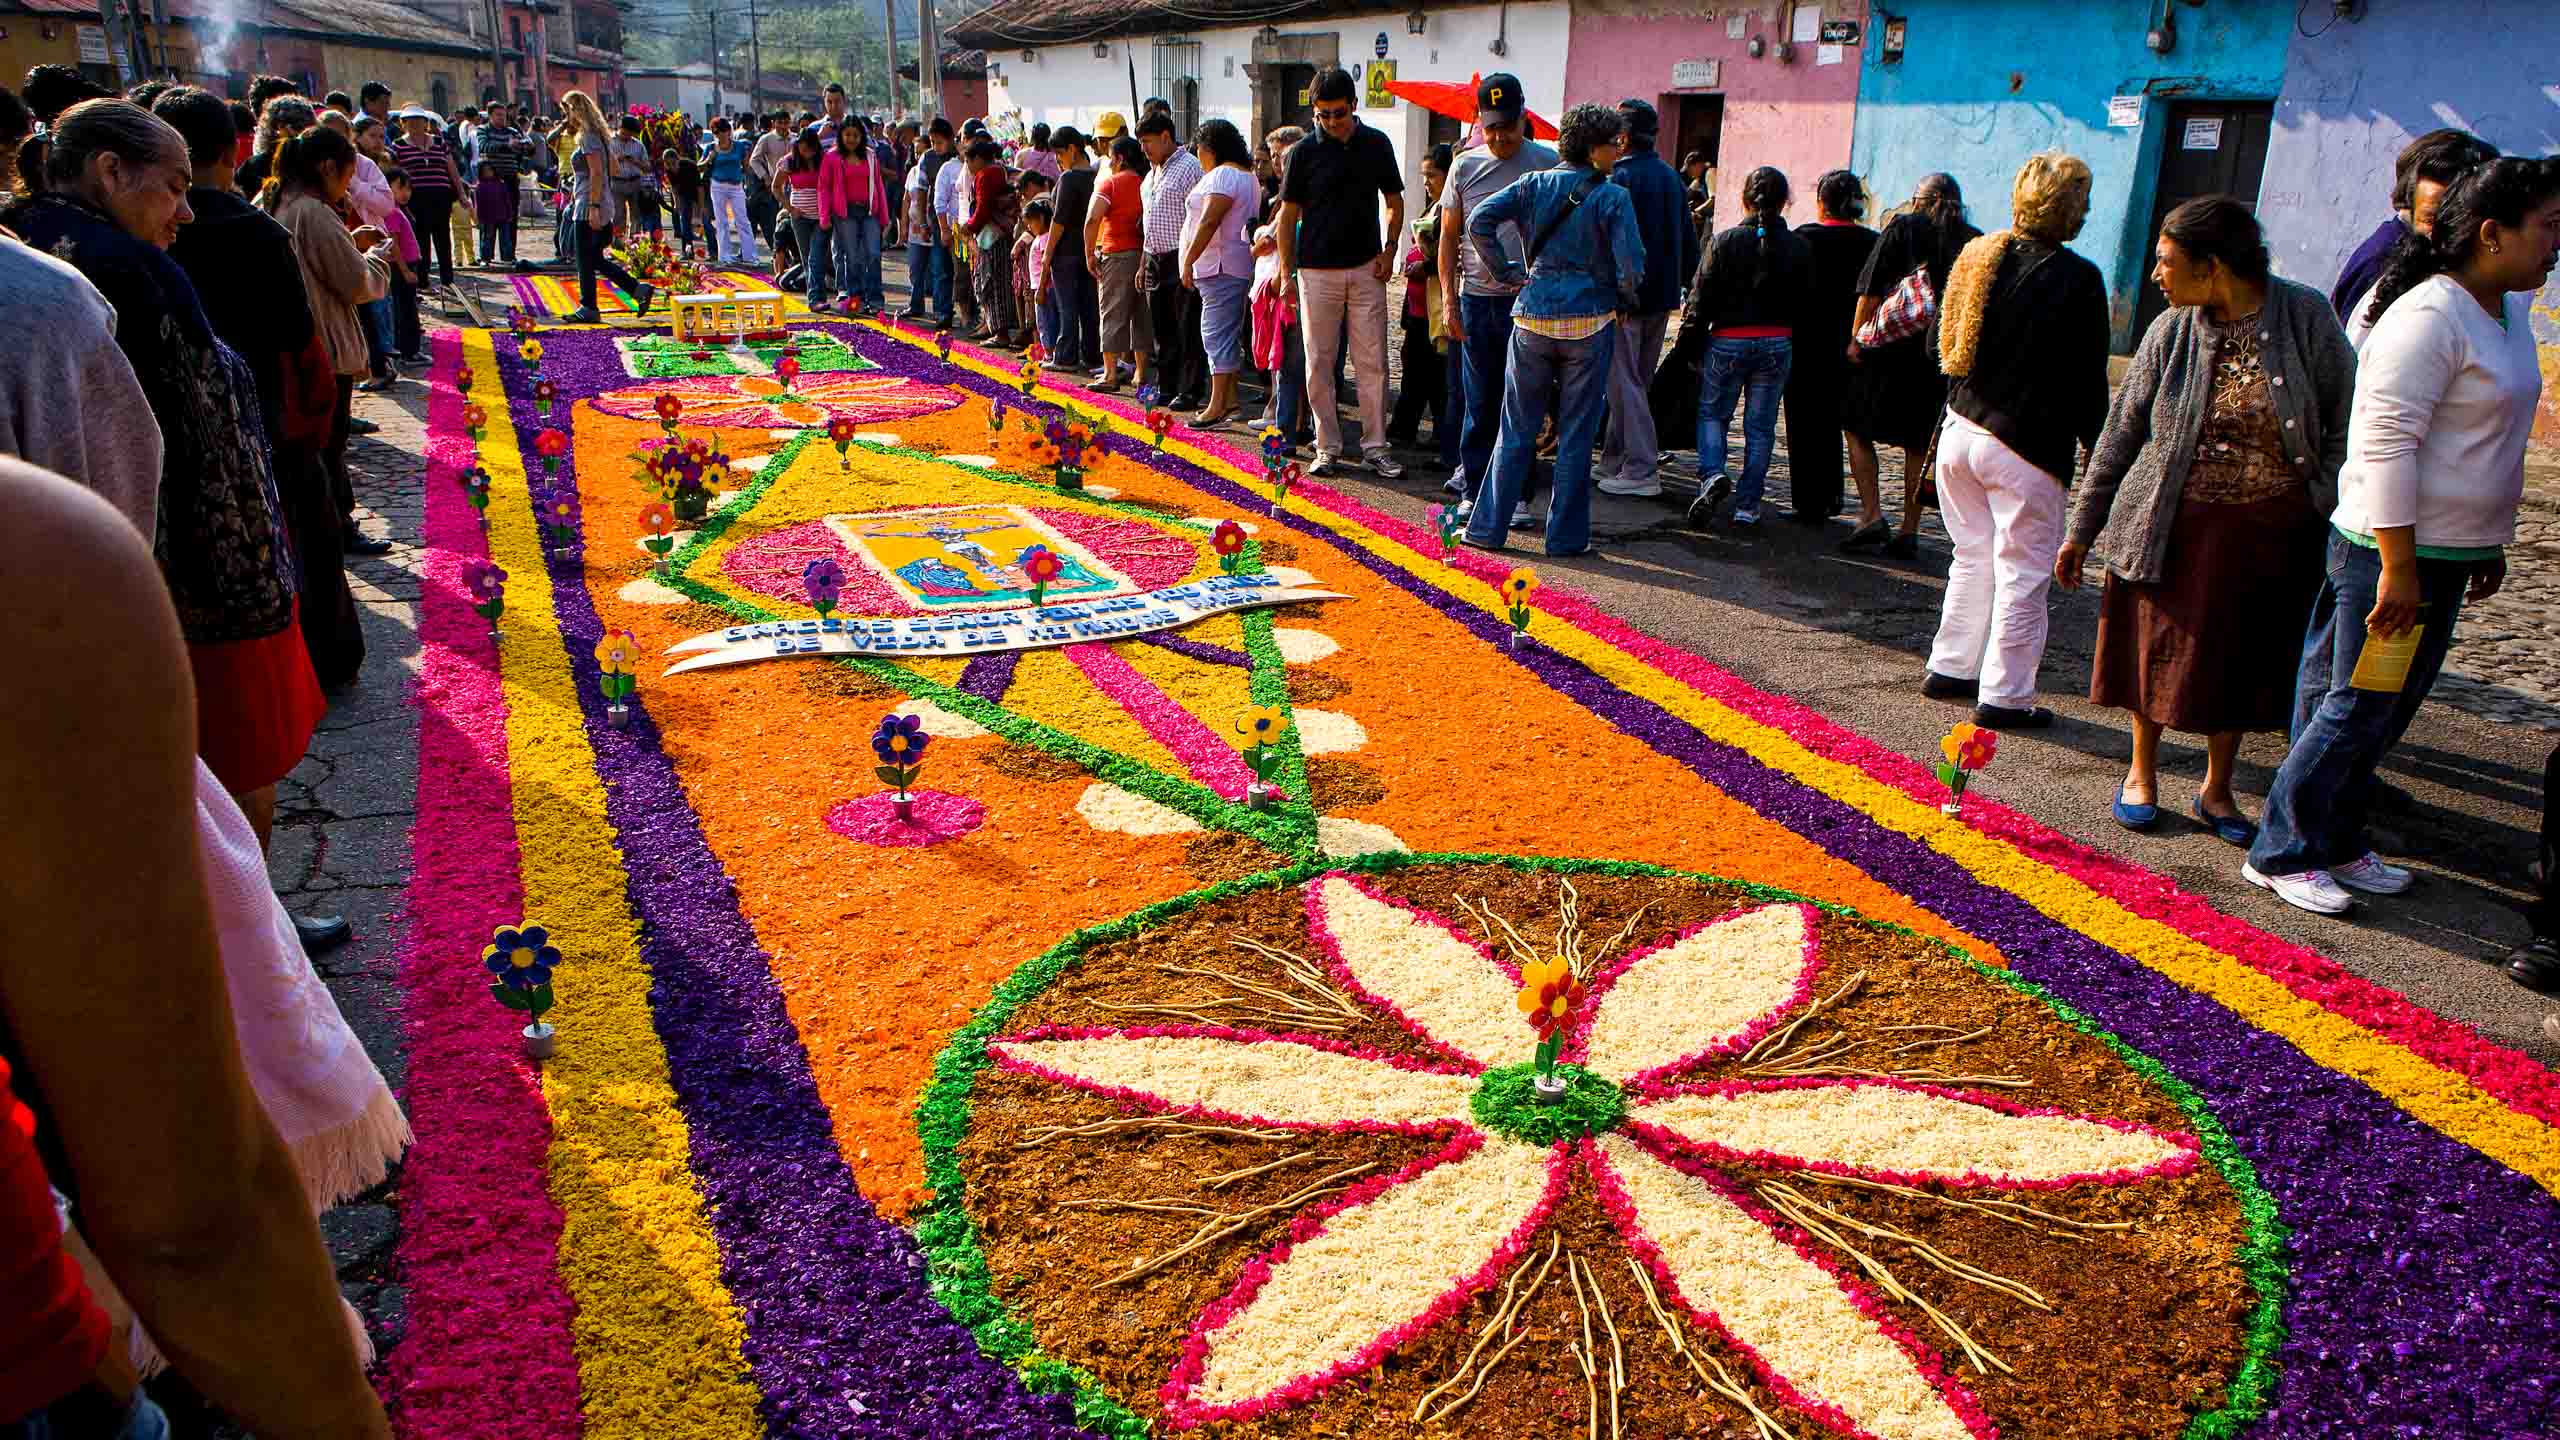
{"left": 2192, "top": 797, "right": 2258, "bottom": 846}
{"left": 2112, "top": 788, "right": 2159, "bottom": 832}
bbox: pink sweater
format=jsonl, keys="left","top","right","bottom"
{"left": 819, "top": 150, "right": 889, "bottom": 226}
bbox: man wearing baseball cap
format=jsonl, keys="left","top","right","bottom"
{"left": 1438, "top": 71, "right": 1556, "bottom": 523}
{"left": 1094, "top": 110, "right": 1128, "bottom": 143}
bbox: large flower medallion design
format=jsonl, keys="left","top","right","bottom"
{"left": 942, "top": 862, "right": 2263, "bottom": 1440}
{"left": 591, "top": 372, "right": 963, "bottom": 430}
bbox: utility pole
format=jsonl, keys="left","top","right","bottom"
{"left": 883, "top": 0, "right": 899, "bottom": 116}
{"left": 485, "top": 0, "right": 509, "bottom": 102}
{"left": 748, "top": 0, "right": 761, "bottom": 124}
{"left": 915, "top": 0, "right": 935, "bottom": 124}
{"left": 709, "top": 1, "right": 724, "bottom": 118}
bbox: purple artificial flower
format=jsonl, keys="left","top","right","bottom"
{"left": 871, "top": 712, "right": 930, "bottom": 766}
{"left": 804, "top": 556, "right": 845, "bottom": 610}
{"left": 462, "top": 560, "right": 507, "bottom": 601}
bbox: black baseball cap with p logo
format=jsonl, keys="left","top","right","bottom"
{"left": 1476, "top": 73, "right": 1525, "bottom": 129}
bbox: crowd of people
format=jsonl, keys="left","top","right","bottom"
{"left": 0, "top": 51, "right": 2556, "bottom": 1436}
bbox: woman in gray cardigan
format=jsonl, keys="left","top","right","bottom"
{"left": 2056, "top": 198, "right": 2356, "bottom": 842}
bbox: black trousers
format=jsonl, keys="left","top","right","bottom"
{"left": 1781, "top": 357, "right": 1849, "bottom": 520}
{"left": 279, "top": 435, "right": 365, "bottom": 688}
{"left": 1145, "top": 251, "right": 1205, "bottom": 400}
{"left": 576, "top": 219, "right": 639, "bottom": 311}
{"left": 1387, "top": 311, "right": 1444, "bottom": 442}
{"left": 409, "top": 191, "right": 455, "bottom": 285}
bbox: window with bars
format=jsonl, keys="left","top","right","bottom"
{"left": 1151, "top": 36, "right": 1201, "bottom": 139}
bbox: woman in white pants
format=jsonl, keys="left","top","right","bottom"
{"left": 702, "top": 114, "right": 759, "bottom": 267}
{"left": 1921, "top": 152, "right": 2114, "bottom": 730}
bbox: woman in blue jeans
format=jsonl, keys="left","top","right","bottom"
{"left": 2244, "top": 156, "right": 2557, "bottom": 916}
{"left": 1679, "top": 166, "right": 1808, "bottom": 528}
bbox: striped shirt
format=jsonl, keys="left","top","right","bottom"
{"left": 1138, "top": 144, "right": 1199, "bottom": 256}
{"left": 1513, "top": 312, "right": 1615, "bottom": 341}
{"left": 389, "top": 136, "right": 455, "bottom": 197}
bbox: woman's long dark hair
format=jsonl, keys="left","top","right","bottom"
{"left": 270, "top": 123, "right": 355, "bottom": 203}
{"left": 1741, "top": 165, "right": 1791, "bottom": 288}
{"left": 1909, "top": 171, "right": 1967, "bottom": 265}
{"left": 1110, "top": 133, "right": 1149, "bottom": 178}
{"left": 787, "top": 132, "right": 821, "bottom": 174}
{"left": 1195, "top": 117, "right": 1249, "bottom": 170}
{"left": 2366, "top": 156, "right": 2560, "bottom": 328}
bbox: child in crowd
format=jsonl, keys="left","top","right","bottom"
{"left": 382, "top": 166, "right": 426, "bottom": 368}
{"left": 1022, "top": 199, "right": 1057, "bottom": 357}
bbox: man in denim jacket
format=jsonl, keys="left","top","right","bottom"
{"left": 1463, "top": 103, "right": 1645, "bottom": 556}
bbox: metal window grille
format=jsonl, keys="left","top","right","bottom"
{"left": 1151, "top": 36, "right": 1201, "bottom": 137}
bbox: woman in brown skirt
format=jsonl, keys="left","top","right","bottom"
{"left": 2058, "top": 197, "right": 2357, "bottom": 842}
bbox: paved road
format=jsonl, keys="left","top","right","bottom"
{"left": 259, "top": 241, "right": 2556, "bottom": 1414}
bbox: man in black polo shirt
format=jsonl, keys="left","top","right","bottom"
{"left": 1274, "top": 65, "right": 1406, "bottom": 478}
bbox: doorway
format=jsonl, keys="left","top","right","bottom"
{"left": 1663, "top": 93, "right": 1724, "bottom": 226}
{"left": 2132, "top": 99, "right": 2273, "bottom": 341}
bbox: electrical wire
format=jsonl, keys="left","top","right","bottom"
{"left": 2296, "top": 0, "right": 2347, "bottom": 40}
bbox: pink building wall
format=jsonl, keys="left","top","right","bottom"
{"left": 1563, "top": 0, "right": 1865, "bottom": 229}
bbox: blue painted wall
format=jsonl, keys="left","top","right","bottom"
{"left": 1848, "top": 0, "right": 2294, "bottom": 347}
{"left": 2259, "top": 0, "right": 2560, "bottom": 443}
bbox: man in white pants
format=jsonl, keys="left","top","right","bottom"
{"left": 703, "top": 114, "right": 760, "bottom": 267}
{"left": 1273, "top": 65, "right": 1406, "bottom": 479}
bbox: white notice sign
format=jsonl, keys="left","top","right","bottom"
{"left": 2107, "top": 95, "right": 2143, "bottom": 128}
{"left": 77, "top": 24, "right": 109, "bottom": 64}
{"left": 1726, "top": 14, "right": 1746, "bottom": 39}
{"left": 661, "top": 575, "right": 1348, "bottom": 675}
{"left": 1816, "top": 43, "right": 1844, "bottom": 66}
{"left": 2183, "top": 117, "right": 2225, "bottom": 150}
{"left": 1792, "top": 4, "right": 1822, "bottom": 43}
{"left": 1671, "top": 59, "right": 1721, "bottom": 89}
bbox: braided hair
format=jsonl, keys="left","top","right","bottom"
{"left": 2365, "top": 156, "right": 2560, "bottom": 330}
{"left": 1742, "top": 165, "right": 1791, "bottom": 287}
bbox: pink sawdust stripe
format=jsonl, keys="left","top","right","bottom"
{"left": 386, "top": 330, "right": 583, "bottom": 1437}
{"left": 1143, "top": 438, "right": 2560, "bottom": 1133}
{"left": 1062, "top": 641, "right": 1258, "bottom": 799}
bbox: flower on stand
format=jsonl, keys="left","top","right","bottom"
{"left": 1233, "top": 705, "right": 1291, "bottom": 810}
{"left": 1933, "top": 721, "right": 1997, "bottom": 817}
{"left": 593, "top": 629, "right": 640, "bottom": 724}
{"left": 456, "top": 366, "right": 475, "bottom": 395}
{"left": 462, "top": 560, "right": 506, "bottom": 631}
{"left": 1499, "top": 567, "right": 1537, "bottom": 645}
{"left": 534, "top": 427, "right": 569, "bottom": 477}
{"left": 1017, "top": 346, "right": 1043, "bottom": 400}
{"left": 1272, "top": 460, "right": 1301, "bottom": 517}
{"left": 1260, "top": 427, "right": 1296, "bottom": 514}
{"left": 934, "top": 329, "right": 953, "bottom": 364}
{"left": 639, "top": 502, "right": 679, "bottom": 567}
{"left": 826, "top": 415, "right": 860, "bottom": 470}
{"left": 1429, "top": 502, "right": 1464, "bottom": 560}
{"left": 533, "top": 378, "right": 559, "bottom": 416}
{"left": 542, "top": 487, "right": 579, "bottom": 551}
{"left": 484, "top": 921, "right": 564, "bottom": 1050}
{"left": 1146, "top": 406, "right": 1173, "bottom": 449}
{"left": 988, "top": 392, "right": 1009, "bottom": 434}
{"left": 803, "top": 556, "right": 845, "bottom": 618}
{"left": 1038, "top": 416, "right": 1096, "bottom": 491}
{"left": 871, "top": 713, "right": 931, "bottom": 821}
{"left": 1017, "top": 545, "right": 1064, "bottom": 609}
{"left": 773, "top": 355, "right": 802, "bottom": 393}
{"left": 508, "top": 310, "right": 536, "bottom": 336}
{"left": 519, "top": 336, "right": 544, "bottom": 372}
{"left": 652, "top": 391, "right": 683, "bottom": 437}
{"left": 460, "top": 465, "right": 493, "bottom": 521}
{"left": 1515, "top": 954, "right": 1587, "bottom": 1092}
{"left": 463, "top": 404, "right": 488, "bottom": 443}
{"left": 1259, "top": 425, "right": 1289, "bottom": 470}
{"left": 1211, "top": 519, "right": 1248, "bottom": 576}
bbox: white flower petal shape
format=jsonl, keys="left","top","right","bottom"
{"left": 1314, "top": 816, "right": 1407, "bottom": 859}
{"left": 1626, "top": 1080, "right": 2199, "bottom": 1189}
{"left": 1304, "top": 873, "right": 1524, "bottom": 1070}
{"left": 1074, "top": 781, "right": 1203, "bottom": 836}
{"left": 987, "top": 1030, "right": 1476, "bottom": 1130}
{"left": 1293, "top": 709, "right": 1367, "bottom": 754}
{"left": 889, "top": 698, "right": 990, "bottom": 739}
{"left": 1578, "top": 903, "right": 1822, "bottom": 1085}
{"left": 1165, "top": 1137, "right": 1563, "bottom": 1425}
{"left": 1592, "top": 1136, "right": 1985, "bottom": 1440}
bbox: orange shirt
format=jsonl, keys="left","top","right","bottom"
{"left": 1096, "top": 171, "right": 1144, "bottom": 253}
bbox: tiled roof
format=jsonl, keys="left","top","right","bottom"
{"left": 951, "top": 0, "right": 1390, "bottom": 50}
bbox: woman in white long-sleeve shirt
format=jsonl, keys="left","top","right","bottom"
{"left": 2245, "top": 156, "right": 2559, "bottom": 916}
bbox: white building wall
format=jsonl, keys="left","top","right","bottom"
{"left": 984, "top": 2, "right": 1570, "bottom": 197}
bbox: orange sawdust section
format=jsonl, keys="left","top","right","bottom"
{"left": 576, "top": 374, "right": 2010, "bottom": 1214}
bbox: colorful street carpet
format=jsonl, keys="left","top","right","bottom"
{"left": 507, "top": 266, "right": 776, "bottom": 323}
{"left": 402, "top": 315, "right": 2560, "bottom": 1439}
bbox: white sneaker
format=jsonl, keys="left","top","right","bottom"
{"left": 2331, "top": 851, "right": 2414, "bottom": 896}
{"left": 2242, "top": 862, "right": 2354, "bottom": 915}
{"left": 1455, "top": 500, "right": 1473, "bottom": 522}
{"left": 1597, "top": 476, "right": 1663, "bottom": 498}
{"left": 1510, "top": 503, "right": 1534, "bottom": 528}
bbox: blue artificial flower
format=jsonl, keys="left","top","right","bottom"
{"left": 1135, "top": 382, "right": 1161, "bottom": 409}
{"left": 484, "top": 923, "right": 562, "bottom": 990}
{"left": 871, "top": 712, "right": 930, "bottom": 766}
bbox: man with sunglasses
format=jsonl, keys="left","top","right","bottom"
{"left": 1273, "top": 66, "right": 1406, "bottom": 479}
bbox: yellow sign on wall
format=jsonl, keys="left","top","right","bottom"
{"left": 1364, "top": 59, "right": 1396, "bottom": 109}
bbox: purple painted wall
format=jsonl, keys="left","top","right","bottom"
{"left": 1564, "top": 0, "right": 1865, "bottom": 229}
{"left": 2260, "top": 0, "right": 2560, "bottom": 443}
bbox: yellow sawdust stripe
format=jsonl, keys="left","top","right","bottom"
{"left": 465, "top": 332, "right": 768, "bottom": 1434}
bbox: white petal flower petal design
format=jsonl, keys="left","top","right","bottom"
{"left": 1303, "top": 873, "right": 1525, "bottom": 1070}
{"left": 1576, "top": 903, "right": 1823, "bottom": 1085}
{"left": 1626, "top": 1079, "right": 2200, "bottom": 1189}
{"left": 1163, "top": 1136, "right": 1566, "bottom": 1426}
{"left": 986, "top": 1028, "right": 1478, "bottom": 1131}
{"left": 1591, "top": 1135, "right": 1989, "bottom": 1440}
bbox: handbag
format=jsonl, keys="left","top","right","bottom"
{"left": 1854, "top": 264, "right": 1936, "bottom": 348}
{"left": 1648, "top": 318, "right": 1708, "bottom": 444}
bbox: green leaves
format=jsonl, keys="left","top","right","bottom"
{"left": 875, "top": 764, "right": 914, "bottom": 790}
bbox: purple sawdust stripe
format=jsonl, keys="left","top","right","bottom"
{"left": 501, "top": 327, "right": 1090, "bottom": 1439}
{"left": 843, "top": 335, "right": 2560, "bottom": 1436}
{"left": 957, "top": 650, "right": 1023, "bottom": 702}
{"left": 1136, "top": 631, "right": 1252, "bottom": 668}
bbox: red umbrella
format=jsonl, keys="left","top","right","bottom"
{"left": 1382, "top": 75, "right": 1559, "bottom": 141}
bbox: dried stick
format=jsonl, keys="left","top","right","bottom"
{"left": 1098, "top": 1162, "right": 1376, "bottom": 1287}
{"left": 1198, "top": 1149, "right": 1330, "bottom": 1191}
{"left": 1763, "top": 1182, "right": 2051, "bottom": 1310}
{"left": 1089, "top": 998, "right": 1350, "bottom": 1033}
{"left": 1740, "top": 970, "right": 1867, "bottom": 1066}
{"left": 1796, "top": 1171, "right": 2135, "bottom": 1235}
{"left": 1889, "top": 1026, "right": 1994, "bottom": 1055}
{"left": 1015, "top": 1115, "right": 1297, "bottom": 1148}
{"left": 1058, "top": 1196, "right": 1223, "bottom": 1216}
{"left": 1575, "top": 1254, "right": 1625, "bottom": 1440}
{"left": 1566, "top": 1255, "right": 1600, "bottom": 1440}
{"left": 1627, "top": 1260, "right": 1796, "bottom": 1440}
{"left": 1457, "top": 895, "right": 1543, "bottom": 971}
{"left": 1223, "top": 938, "right": 1367, "bottom": 1021}
{"left": 1414, "top": 1232, "right": 1561, "bottom": 1422}
{"left": 1757, "top": 1184, "right": 2009, "bottom": 1375}
{"left": 1587, "top": 902, "right": 1654, "bottom": 973}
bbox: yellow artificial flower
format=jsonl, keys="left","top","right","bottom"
{"left": 519, "top": 338, "right": 544, "bottom": 362}
{"left": 1514, "top": 956, "right": 1571, "bottom": 1012}
{"left": 1233, "top": 705, "right": 1289, "bottom": 744}
{"left": 1940, "top": 721, "right": 1981, "bottom": 766}
{"left": 593, "top": 630, "right": 640, "bottom": 675}
{"left": 1503, "top": 567, "right": 1539, "bottom": 601}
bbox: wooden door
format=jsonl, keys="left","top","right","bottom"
{"left": 2132, "top": 99, "right": 2273, "bottom": 342}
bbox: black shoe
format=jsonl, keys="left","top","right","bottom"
{"left": 347, "top": 417, "right": 381, "bottom": 435}
{"left": 1881, "top": 532, "right": 1922, "bottom": 561}
{"left": 565, "top": 307, "right": 604, "bottom": 324}
{"left": 1686, "top": 475, "right": 1733, "bottom": 530}
{"left": 295, "top": 913, "right": 353, "bottom": 953}
{"left": 345, "top": 531, "right": 396, "bottom": 556}
{"left": 1920, "top": 671, "right": 1979, "bottom": 701}
{"left": 399, "top": 351, "right": 432, "bottom": 367}
{"left": 634, "top": 283, "right": 657, "bottom": 317}
{"left": 1840, "top": 518, "right": 1890, "bottom": 551}
{"left": 1973, "top": 703, "right": 2055, "bottom": 731}
{"left": 2509, "top": 938, "right": 2560, "bottom": 994}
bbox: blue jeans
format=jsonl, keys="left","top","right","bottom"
{"left": 1049, "top": 253, "right": 1095, "bottom": 367}
{"left": 1272, "top": 321, "right": 1312, "bottom": 445}
{"left": 362, "top": 297, "right": 393, "bottom": 368}
{"left": 904, "top": 236, "right": 934, "bottom": 314}
{"left": 1036, "top": 287, "right": 1060, "bottom": 354}
{"left": 1198, "top": 273, "right": 1250, "bottom": 375}
{"left": 1457, "top": 292, "right": 1516, "bottom": 503}
{"left": 1469, "top": 322, "right": 1618, "bottom": 556}
{"left": 832, "top": 212, "right": 882, "bottom": 309}
{"left": 1698, "top": 335, "right": 1794, "bottom": 515}
{"left": 2250, "top": 531, "right": 2474, "bottom": 877}
{"left": 791, "top": 216, "right": 825, "bottom": 306}
{"left": 17, "top": 1390, "right": 171, "bottom": 1439}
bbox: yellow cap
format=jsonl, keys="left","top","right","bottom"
{"left": 1094, "top": 109, "right": 1128, "bottom": 139}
